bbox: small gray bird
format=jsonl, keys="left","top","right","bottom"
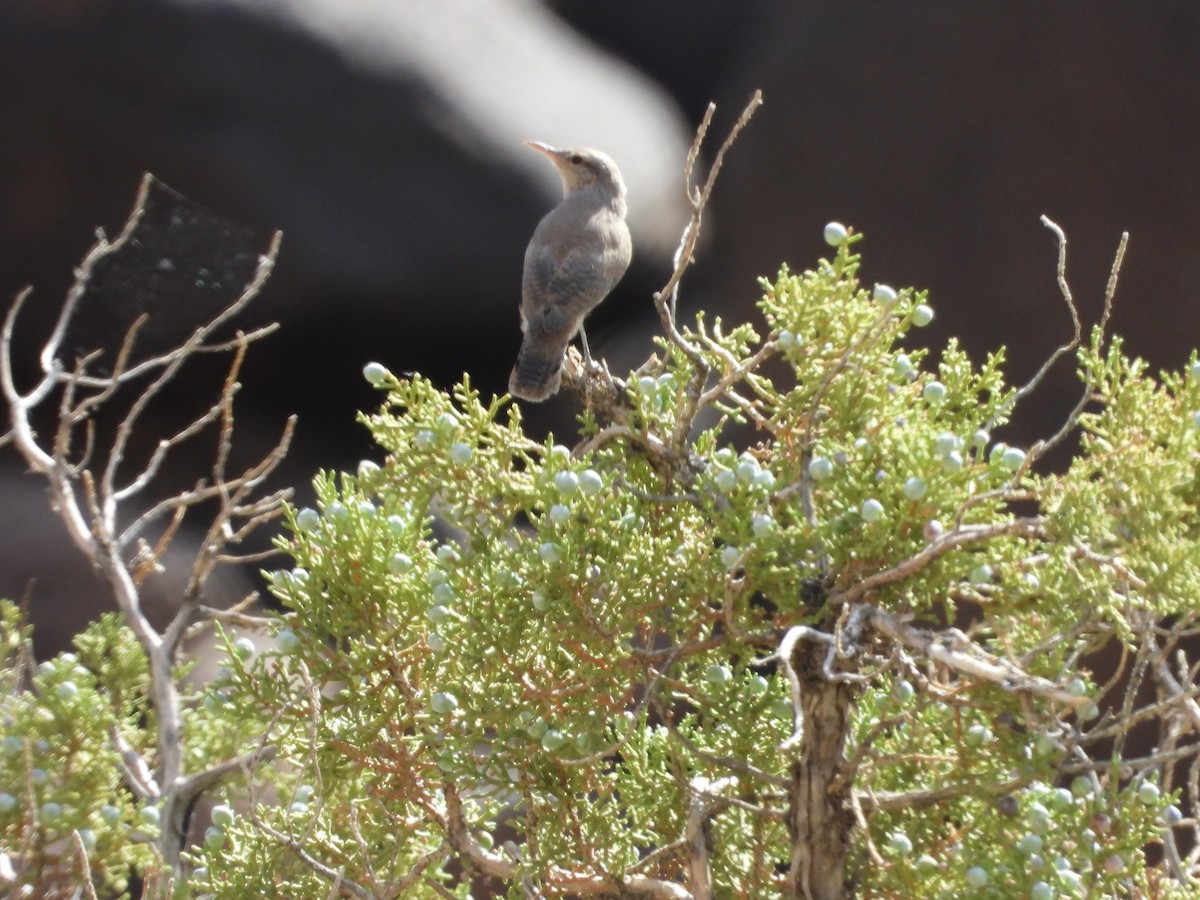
{"left": 509, "top": 141, "right": 632, "bottom": 401}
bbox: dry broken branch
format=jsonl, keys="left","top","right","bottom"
{"left": 0, "top": 177, "right": 290, "bottom": 878}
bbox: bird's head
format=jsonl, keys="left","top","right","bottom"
{"left": 524, "top": 141, "right": 626, "bottom": 204}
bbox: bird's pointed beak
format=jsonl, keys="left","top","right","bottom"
{"left": 524, "top": 140, "right": 560, "bottom": 160}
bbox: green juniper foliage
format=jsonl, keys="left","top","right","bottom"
{"left": 5, "top": 231, "right": 1200, "bottom": 897}
{"left": 0, "top": 605, "right": 162, "bottom": 896}
{"left": 187, "top": 233, "right": 1194, "bottom": 896}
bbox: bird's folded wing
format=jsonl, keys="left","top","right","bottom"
{"left": 522, "top": 244, "right": 614, "bottom": 337}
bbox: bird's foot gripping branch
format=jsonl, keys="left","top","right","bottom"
{"left": 199, "top": 215, "right": 1200, "bottom": 897}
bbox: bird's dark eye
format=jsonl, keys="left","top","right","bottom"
{"left": 569, "top": 154, "right": 583, "bottom": 165}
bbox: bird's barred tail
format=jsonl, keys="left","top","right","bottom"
{"left": 509, "top": 337, "right": 565, "bottom": 401}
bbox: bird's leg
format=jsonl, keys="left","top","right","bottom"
{"left": 578, "top": 324, "right": 594, "bottom": 368}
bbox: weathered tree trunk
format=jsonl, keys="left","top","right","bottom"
{"left": 785, "top": 640, "right": 856, "bottom": 899}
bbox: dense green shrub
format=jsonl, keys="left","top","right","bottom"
{"left": 5, "top": 225, "right": 1199, "bottom": 898}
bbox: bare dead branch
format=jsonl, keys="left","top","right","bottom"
{"left": 193, "top": 605, "right": 276, "bottom": 630}
{"left": 1156, "top": 655, "right": 1200, "bottom": 735}
{"left": 444, "top": 783, "right": 693, "bottom": 898}
{"left": 119, "top": 415, "right": 294, "bottom": 556}
{"left": 245, "top": 812, "right": 373, "bottom": 899}
{"left": 39, "top": 196, "right": 144, "bottom": 380}
{"left": 684, "top": 776, "right": 735, "bottom": 899}
{"left": 114, "top": 396, "right": 226, "bottom": 504}
{"left": 4, "top": 289, "right": 82, "bottom": 485}
{"left": 65, "top": 313, "right": 149, "bottom": 426}
{"left": 658, "top": 92, "right": 763, "bottom": 318}
{"left": 70, "top": 830, "right": 100, "bottom": 900}
{"left": 864, "top": 606, "right": 1088, "bottom": 707}
{"left": 1, "top": 177, "right": 288, "bottom": 882}
{"left": 657, "top": 695, "right": 789, "bottom": 787}
{"left": 183, "top": 421, "right": 296, "bottom": 610}
{"left": 1097, "top": 230, "right": 1127, "bottom": 340}
{"left": 175, "top": 744, "right": 278, "bottom": 811}
{"left": 109, "top": 726, "right": 158, "bottom": 801}
{"left": 858, "top": 772, "right": 1033, "bottom": 814}
{"left": 1016, "top": 216, "right": 1084, "bottom": 406}
{"left": 1025, "top": 222, "right": 1129, "bottom": 456}
{"left": 828, "top": 517, "right": 1044, "bottom": 608}
{"left": 652, "top": 91, "right": 763, "bottom": 376}
{"left": 386, "top": 841, "right": 454, "bottom": 898}
{"left": 65, "top": 322, "right": 280, "bottom": 392}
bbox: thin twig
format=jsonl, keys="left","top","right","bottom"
{"left": 1023, "top": 222, "right": 1129, "bottom": 456}
{"left": 71, "top": 831, "right": 100, "bottom": 900}
{"left": 658, "top": 92, "right": 764, "bottom": 317}
{"left": 443, "top": 784, "right": 692, "bottom": 898}
{"left": 66, "top": 323, "right": 280, "bottom": 390}
{"left": 828, "top": 518, "right": 1044, "bottom": 608}
{"left": 249, "top": 814, "right": 373, "bottom": 899}
{"left": 1011, "top": 217, "right": 1083, "bottom": 409}
{"left": 654, "top": 91, "right": 764, "bottom": 370}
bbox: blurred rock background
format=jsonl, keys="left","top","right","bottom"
{"left": 3, "top": 0, "right": 1198, "bottom": 651}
